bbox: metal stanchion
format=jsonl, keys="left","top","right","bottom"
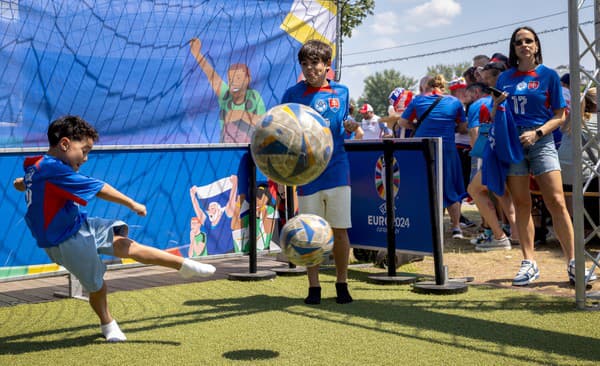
{"left": 413, "top": 139, "right": 468, "bottom": 294}
{"left": 368, "top": 140, "right": 418, "bottom": 285}
{"left": 229, "top": 150, "right": 276, "bottom": 281}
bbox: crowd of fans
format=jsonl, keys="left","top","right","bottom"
{"left": 347, "top": 26, "right": 598, "bottom": 287}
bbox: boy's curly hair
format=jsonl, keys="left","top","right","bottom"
{"left": 47, "top": 115, "right": 99, "bottom": 146}
{"left": 298, "top": 39, "right": 332, "bottom": 65}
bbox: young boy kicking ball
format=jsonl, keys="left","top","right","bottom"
{"left": 13, "top": 115, "right": 216, "bottom": 342}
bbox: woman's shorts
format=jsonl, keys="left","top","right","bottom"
{"left": 297, "top": 186, "right": 351, "bottom": 229}
{"left": 508, "top": 126, "right": 561, "bottom": 177}
{"left": 44, "top": 217, "right": 127, "bottom": 293}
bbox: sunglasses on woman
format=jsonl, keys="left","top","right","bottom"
{"left": 514, "top": 38, "right": 535, "bottom": 46}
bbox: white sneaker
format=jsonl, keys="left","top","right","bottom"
{"left": 470, "top": 229, "right": 492, "bottom": 245}
{"left": 512, "top": 260, "right": 540, "bottom": 286}
{"left": 101, "top": 320, "right": 127, "bottom": 342}
{"left": 451, "top": 228, "right": 464, "bottom": 239}
{"left": 475, "top": 236, "right": 511, "bottom": 252}
{"left": 567, "top": 260, "right": 598, "bottom": 284}
{"left": 180, "top": 258, "right": 216, "bottom": 278}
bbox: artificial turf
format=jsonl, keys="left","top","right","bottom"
{"left": 2, "top": 267, "right": 600, "bottom": 365}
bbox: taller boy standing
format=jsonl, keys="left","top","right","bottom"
{"left": 13, "top": 115, "right": 216, "bottom": 342}
{"left": 281, "top": 40, "right": 354, "bottom": 304}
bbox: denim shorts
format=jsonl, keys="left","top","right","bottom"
{"left": 44, "top": 217, "right": 127, "bottom": 293}
{"left": 507, "top": 126, "right": 561, "bottom": 177}
{"left": 470, "top": 156, "right": 482, "bottom": 182}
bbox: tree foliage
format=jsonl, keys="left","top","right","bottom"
{"left": 426, "top": 62, "right": 472, "bottom": 82}
{"left": 339, "top": 0, "right": 375, "bottom": 39}
{"left": 357, "top": 69, "right": 416, "bottom": 116}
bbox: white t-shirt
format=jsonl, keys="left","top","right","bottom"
{"left": 361, "top": 114, "right": 383, "bottom": 139}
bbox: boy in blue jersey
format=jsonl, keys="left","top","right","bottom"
{"left": 281, "top": 40, "right": 354, "bottom": 304}
{"left": 13, "top": 115, "right": 216, "bottom": 342}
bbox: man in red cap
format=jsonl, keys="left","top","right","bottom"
{"left": 358, "top": 103, "right": 392, "bottom": 139}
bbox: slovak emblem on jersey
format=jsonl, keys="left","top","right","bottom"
{"left": 314, "top": 99, "right": 327, "bottom": 113}
{"left": 527, "top": 81, "right": 539, "bottom": 90}
{"left": 328, "top": 98, "right": 340, "bottom": 112}
{"left": 516, "top": 81, "right": 527, "bottom": 91}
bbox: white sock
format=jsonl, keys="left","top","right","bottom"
{"left": 101, "top": 320, "right": 127, "bottom": 342}
{"left": 179, "top": 258, "right": 216, "bottom": 278}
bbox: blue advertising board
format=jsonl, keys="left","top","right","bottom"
{"left": 346, "top": 139, "right": 442, "bottom": 255}
{"left": 0, "top": 145, "right": 279, "bottom": 278}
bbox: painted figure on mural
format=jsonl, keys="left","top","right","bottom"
{"left": 189, "top": 37, "right": 266, "bottom": 143}
{"left": 189, "top": 175, "right": 239, "bottom": 254}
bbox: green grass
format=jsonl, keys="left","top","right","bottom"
{"left": 2, "top": 268, "right": 600, "bottom": 365}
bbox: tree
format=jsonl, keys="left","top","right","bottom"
{"left": 339, "top": 0, "right": 375, "bottom": 39}
{"left": 358, "top": 70, "right": 416, "bottom": 116}
{"left": 427, "top": 61, "right": 471, "bottom": 81}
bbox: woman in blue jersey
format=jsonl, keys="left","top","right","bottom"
{"left": 497, "top": 26, "right": 587, "bottom": 286}
{"left": 396, "top": 74, "right": 468, "bottom": 239}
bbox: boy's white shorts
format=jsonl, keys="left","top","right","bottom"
{"left": 44, "top": 217, "right": 127, "bottom": 293}
{"left": 297, "top": 186, "right": 351, "bottom": 229}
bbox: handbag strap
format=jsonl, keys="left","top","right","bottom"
{"left": 415, "top": 95, "right": 443, "bottom": 133}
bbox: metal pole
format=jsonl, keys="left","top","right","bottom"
{"left": 424, "top": 139, "right": 445, "bottom": 285}
{"left": 569, "top": 0, "right": 585, "bottom": 308}
{"left": 285, "top": 185, "right": 297, "bottom": 269}
{"left": 383, "top": 140, "right": 397, "bottom": 276}
{"left": 334, "top": 0, "right": 342, "bottom": 81}
{"left": 248, "top": 151, "right": 258, "bottom": 274}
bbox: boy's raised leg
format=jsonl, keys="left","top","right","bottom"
{"left": 112, "top": 236, "right": 215, "bottom": 277}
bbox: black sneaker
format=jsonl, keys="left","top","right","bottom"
{"left": 304, "top": 287, "right": 321, "bottom": 305}
{"left": 460, "top": 215, "right": 476, "bottom": 229}
{"left": 335, "top": 283, "right": 353, "bottom": 304}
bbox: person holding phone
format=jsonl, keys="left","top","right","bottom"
{"left": 496, "top": 26, "right": 592, "bottom": 286}
{"left": 466, "top": 59, "right": 519, "bottom": 252}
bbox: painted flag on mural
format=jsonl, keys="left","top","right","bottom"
{"left": 280, "top": 0, "right": 338, "bottom": 57}
{"left": 191, "top": 176, "right": 238, "bottom": 255}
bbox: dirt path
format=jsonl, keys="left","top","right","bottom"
{"left": 408, "top": 205, "right": 600, "bottom": 298}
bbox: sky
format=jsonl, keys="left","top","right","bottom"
{"left": 338, "top": 0, "right": 598, "bottom": 100}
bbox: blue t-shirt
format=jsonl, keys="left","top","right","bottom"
{"left": 467, "top": 96, "right": 493, "bottom": 130}
{"left": 281, "top": 80, "right": 350, "bottom": 196}
{"left": 22, "top": 155, "right": 105, "bottom": 248}
{"left": 402, "top": 93, "right": 466, "bottom": 145}
{"left": 204, "top": 213, "right": 234, "bottom": 254}
{"left": 496, "top": 64, "right": 566, "bottom": 128}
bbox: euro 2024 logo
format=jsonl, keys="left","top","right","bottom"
{"left": 374, "top": 154, "right": 400, "bottom": 215}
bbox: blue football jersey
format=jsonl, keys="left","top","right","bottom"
{"left": 467, "top": 96, "right": 493, "bottom": 130}
{"left": 22, "top": 155, "right": 105, "bottom": 248}
{"left": 281, "top": 80, "right": 350, "bottom": 196}
{"left": 402, "top": 92, "right": 466, "bottom": 145}
{"left": 496, "top": 64, "right": 566, "bottom": 128}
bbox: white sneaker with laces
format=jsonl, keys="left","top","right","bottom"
{"left": 567, "top": 260, "right": 598, "bottom": 284}
{"left": 512, "top": 260, "right": 540, "bottom": 286}
{"left": 476, "top": 236, "right": 511, "bottom": 252}
{"left": 470, "top": 229, "right": 492, "bottom": 245}
{"left": 451, "top": 228, "right": 463, "bottom": 239}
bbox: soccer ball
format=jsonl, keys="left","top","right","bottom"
{"left": 280, "top": 214, "right": 334, "bottom": 267}
{"left": 250, "top": 103, "right": 333, "bottom": 186}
